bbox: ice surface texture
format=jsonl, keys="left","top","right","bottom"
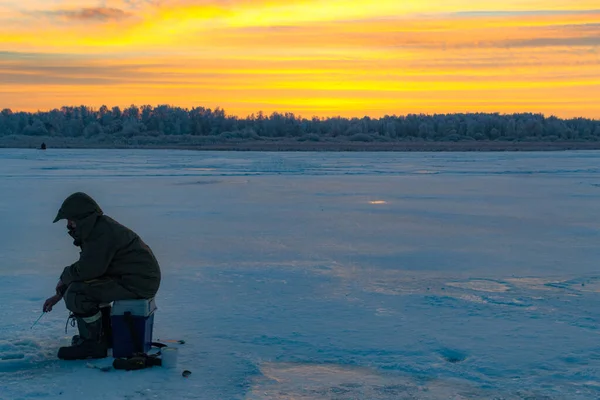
{"left": 1, "top": 149, "right": 600, "bottom": 399}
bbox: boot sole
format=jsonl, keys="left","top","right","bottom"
{"left": 58, "top": 347, "right": 108, "bottom": 361}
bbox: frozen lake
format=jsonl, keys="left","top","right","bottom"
{"left": 1, "top": 149, "right": 600, "bottom": 399}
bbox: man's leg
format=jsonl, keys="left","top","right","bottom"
{"left": 64, "top": 278, "right": 141, "bottom": 316}
{"left": 59, "top": 279, "right": 140, "bottom": 360}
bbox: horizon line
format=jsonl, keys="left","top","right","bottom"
{"left": 2, "top": 104, "right": 599, "bottom": 122}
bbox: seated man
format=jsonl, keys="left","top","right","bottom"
{"left": 43, "top": 192, "right": 161, "bottom": 360}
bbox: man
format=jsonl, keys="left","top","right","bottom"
{"left": 43, "top": 192, "right": 161, "bottom": 360}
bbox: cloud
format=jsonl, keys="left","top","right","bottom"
{"left": 39, "top": 7, "right": 133, "bottom": 22}
{"left": 0, "top": 51, "right": 95, "bottom": 60}
{"left": 1, "top": 48, "right": 597, "bottom": 88}
{"left": 501, "top": 36, "right": 600, "bottom": 48}
{"left": 0, "top": 55, "right": 225, "bottom": 86}
{"left": 0, "top": 72, "right": 121, "bottom": 86}
{"left": 454, "top": 9, "right": 600, "bottom": 17}
{"left": 177, "top": 15, "right": 600, "bottom": 52}
{"left": 121, "top": 0, "right": 162, "bottom": 8}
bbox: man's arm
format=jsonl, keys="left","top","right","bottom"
{"left": 56, "top": 279, "right": 68, "bottom": 297}
{"left": 60, "top": 232, "right": 116, "bottom": 285}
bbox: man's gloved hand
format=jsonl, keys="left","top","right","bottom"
{"left": 43, "top": 279, "right": 68, "bottom": 312}
{"left": 43, "top": 294, "right": 62, "bottom": 312}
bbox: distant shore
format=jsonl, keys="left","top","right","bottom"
{"left": 158, "top": 141, "right": 600, "bottom": 152}
{"left": 3, "top": 139, "right": 600, "bottom": 152}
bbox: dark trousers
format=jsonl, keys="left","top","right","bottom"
{"left": 64, "top": 278, "right": 141, "bottom": 317}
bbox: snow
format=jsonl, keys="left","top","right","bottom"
{"left": 1, "top": 148, "right": 600, "bottom": 399}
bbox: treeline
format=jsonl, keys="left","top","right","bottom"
{"left": 1, "top": 105, "right": 599, "bottom": 143}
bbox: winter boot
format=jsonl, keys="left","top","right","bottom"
{"left": 58, "top": 311, "right": 108, "bottom": 360}
{"left": 70, "top": 305, "right": 112, "bottom": 347}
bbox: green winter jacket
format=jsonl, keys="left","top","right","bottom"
{"left": 53, "top": 192, "right": 161, "bottom": 299}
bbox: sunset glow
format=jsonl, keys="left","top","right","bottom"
{"left": 0, "top": 0, "right": 598, "bottom": 118}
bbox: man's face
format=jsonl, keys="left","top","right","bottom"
{"left": 66, "top": 219, "right": 81, "bottom": 245}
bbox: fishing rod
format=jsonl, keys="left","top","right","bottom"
{"left": 31, "top": 311, "right": 45, "bottom": 329}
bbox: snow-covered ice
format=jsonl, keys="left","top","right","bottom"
{"left": 2, "top": 149, "right": 600, "bottom": 399}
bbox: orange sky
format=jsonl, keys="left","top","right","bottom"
{"left": 0, "top": 0, "right": 598, "bottom": 118}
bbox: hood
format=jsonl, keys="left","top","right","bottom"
{"left": 53, "top": 192, "right": 104, "bottom": 246}
{"left": 53, "top": 192, "right": 103, "bottom": 223}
